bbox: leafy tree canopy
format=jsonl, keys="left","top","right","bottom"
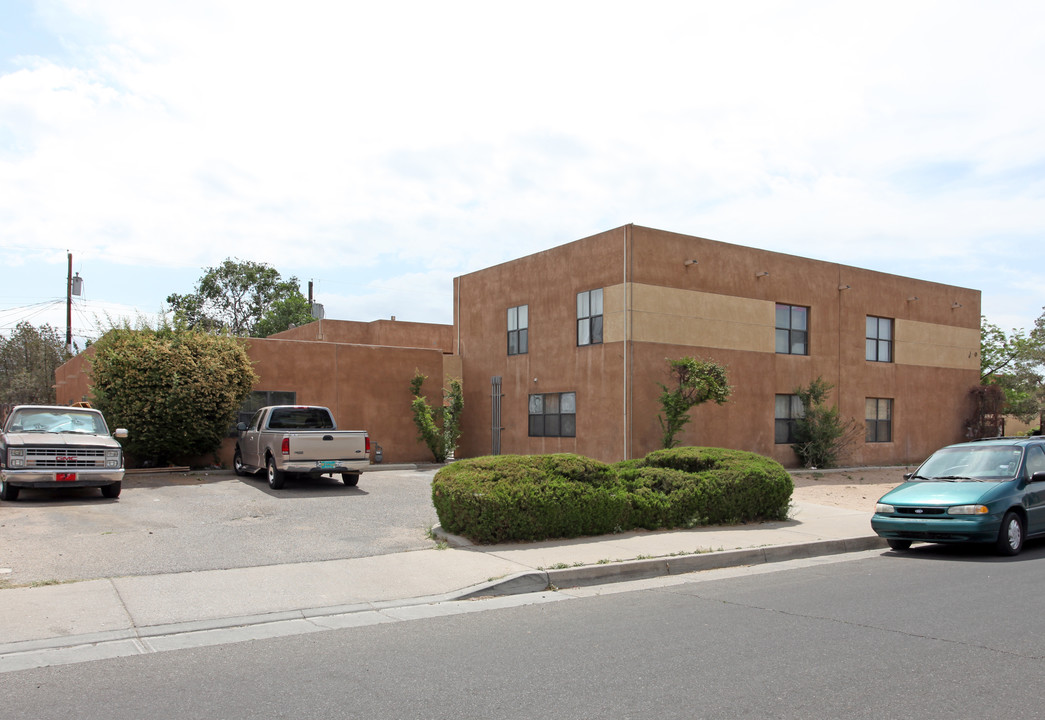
{"left": 0, "top": 322, "right": 67, "bottom": 405}
{"left": 89, "top": 320, "right": 257, "bottom": 465}
{"left": 166, "top": 258, "right": 315, "bottom": 337}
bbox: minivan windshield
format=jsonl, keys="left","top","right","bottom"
{"left": 913, "top": 445, "right": 1023, "bottom": 482}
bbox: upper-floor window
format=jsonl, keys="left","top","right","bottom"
{"left": 865, "top": 398, "right": 892, "bottom": 443}
{"left": 529, "top": 392, "right": 577, "bottom": 437}
{"left": 775, "top": 394, "right": 804, "bottom": 444}
{"left": 866, "top": 316, "right": 893, "bottom": 363}
{"left": 775, "top": 304, "right": 808, "bottom": 355}
{"left": 577, "top": 289, "right": 603, "bottom": 346}
{"left": 508, "top": 305, "right": 528, "bottom": 355}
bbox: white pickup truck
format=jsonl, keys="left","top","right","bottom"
{"left": 233, "top": 405, "right": 370, "bottom": 489}
{"left": 0, "top": 405, "right": 128, "bottom": 501}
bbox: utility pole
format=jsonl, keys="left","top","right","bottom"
{"left": 65, "top": 252, "right": 82, "bottom": 355}
{"left": 66, "top": 252, "right": 72, "bottom": 355}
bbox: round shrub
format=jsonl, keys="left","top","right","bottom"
{"left": 432, "top": 454, "right": 630, "bottom": 544}
{"left": 432, "top": 448, "right": 793, "bottom": 544}
{"left": 626, "top": 446, "right": 793, "bottom": 524}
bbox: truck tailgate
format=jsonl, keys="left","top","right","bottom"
{"left": 285, "top": 431, "right": 368, "bottom": 462}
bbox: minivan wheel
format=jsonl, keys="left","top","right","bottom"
{"left": 996, "top": 511, "right": 1024, "bottom": 556}
{"left": 887, "top": 539, "right": 912, "bottom": 551}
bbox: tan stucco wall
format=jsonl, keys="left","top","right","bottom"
{"left": 55, "top": 330, "right": 456, "bottom": 468}
{"left": 454, "top": 224, "right": 982, "bottom": 466}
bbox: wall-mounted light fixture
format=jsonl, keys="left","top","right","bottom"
{"left": 533, "top": 377, "right": 538, "bottom": 383}
{"left": 907, "top": 296, "right": 919, "bottom": 302}
{"left": 683, "top": 259, "right": 698, "bottom": 267}
{"left": 838, "top": 284, "right": 851, "bottom": 291}
{"left": 755, "top": 271, "right": 770, "bottom": 278}
{"left": 952, "top": 302, "right": 963, "bottom": 309}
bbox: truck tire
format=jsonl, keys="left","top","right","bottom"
{"left": 266, "top": 455, "right": 286, "bottom": 490}
{"left": 342, "top": 472, "right": 360, "bottom": 487}
{"left": 0, "top": 480, "right": 19, "bottom": 501}
{"left": 101, "top": 482, "right": 121, "bottom": 499}
{"left": 233, "top": 447, "right": 249, "bottom": 477}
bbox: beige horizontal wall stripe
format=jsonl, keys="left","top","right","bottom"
{"left": 604, "top": 283, "right": 773, "bottom": 351}
{"left": 896, "top": 319, "right": 980, "bottom": 371}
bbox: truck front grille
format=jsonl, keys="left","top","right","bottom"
{"left": 25, "top": 447, "right": 108, "bottom": 469}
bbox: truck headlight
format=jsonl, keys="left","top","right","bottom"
{"left": 8, "top": 448, "right": 25, "bottom": 468}
{"left": 105, "top": 449, "right": 121, "bottom": 468}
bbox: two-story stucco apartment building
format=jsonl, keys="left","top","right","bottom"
{"left": 452, "top": 225, "right": 980, "bottom": 467}
{"left": 56, "top": 224, "right": 980, "bottom": 468}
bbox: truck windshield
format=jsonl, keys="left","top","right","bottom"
{"left": 7, "top": 409, "right": 107, "bottom": 435}
{"left": 267, "top": 407, "right": 335, "bottom": 430}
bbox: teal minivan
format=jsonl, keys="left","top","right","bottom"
{"left": 871, "top": 437, "right": 1045, "bottom": 556}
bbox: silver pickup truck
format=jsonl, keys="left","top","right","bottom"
{"left": 233, "top": 405, "right": 370, "bottom": 489}
{"left": 0, "top": 405, "right": 128, "bottom": 501}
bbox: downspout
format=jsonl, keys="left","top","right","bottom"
{"left": 624, "top": 225, "right": 631, "bottom": 461}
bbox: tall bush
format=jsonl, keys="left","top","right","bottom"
{"left": 89, "top": 322, "right": 257, "bottom": 465}
{"left": 410, "top": 370, "right": 464, "bottom": 463}
{"left": 791, "top": 377, "right": 859, "bottom": 468}
{"left": 657, "top": 357, "right": 732, "bottom": 448}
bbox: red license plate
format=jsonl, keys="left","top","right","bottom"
{"left": 56, "top": 473, "right": 77, "bottom": 482}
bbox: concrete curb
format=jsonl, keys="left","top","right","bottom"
{"left": 454, "top": 535, "right": 888, "bottom": 598}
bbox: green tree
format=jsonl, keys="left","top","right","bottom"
{"left": 0, "top": 322, "right": 67, "bottom": 405}
{"left": 656, "top": 357, "right": 732, "bottom": 448}
{"left": 88, "top": 320, "right": 257, "bottom": 465}
{"left": 166, "top": 258, "right": 314, "bottom": 337}
{"left": 791, "top": 377, "right": 859, "bottom": 468}
{"left": 253, "top": 294, "right": 315, "bottom": 338}
{"left": 410, "top": 371, "right": 464, "bottom": 463}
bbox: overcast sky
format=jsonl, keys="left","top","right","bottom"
{"left": 1, "top": 0, "right": 1043, "bottom": 346}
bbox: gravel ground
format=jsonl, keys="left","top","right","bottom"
{"left": 790, "top": 465, "right": 915, "bottom": 512}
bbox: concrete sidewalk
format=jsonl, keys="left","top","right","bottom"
{"left": 0, "top": 500, "right": 882, "bottom": 672}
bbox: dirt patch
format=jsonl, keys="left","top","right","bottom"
{"left": 790, "top": 466, "right": 914, "bottom": 512}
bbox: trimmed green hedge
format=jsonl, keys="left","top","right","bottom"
{"left": 432, "top": 447, "right": 793, "bottom": 544}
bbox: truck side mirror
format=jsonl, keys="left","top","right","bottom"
{"left": 114, "top": 428, "right": 129, "bottom": 438}
{"left": 236, "top": 422, "right": 247, "bottom": 432}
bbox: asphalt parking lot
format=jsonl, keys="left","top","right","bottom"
{"left": 0, "top": 466, "right": 441, "bottom": 587}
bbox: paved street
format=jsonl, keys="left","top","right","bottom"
{"left": 3, "top": 547, "right": 1045, "bottom": 719}
{"left": 0, "top": 467, "right": 440, "bottom": 585}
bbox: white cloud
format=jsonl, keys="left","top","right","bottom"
{"left": 1, "top": 0, "right": 1044, "bottom": 331}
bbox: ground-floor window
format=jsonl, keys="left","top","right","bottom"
{"left": 529, "top": 392, "right": 576, "bottom": 437}
{"left": 775, "top": 394, "right": 803, "bottom": 444}
{"left": 866, "top": 398, "right": 892, "bottom": 442}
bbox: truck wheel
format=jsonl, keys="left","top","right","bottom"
{"left": 266, "top": 456, "right": 286, "bottom": 490}
{"left": 101, "top": 482, "right": 121, "bottom": 499}
{"left": 0, "top": 481, "right": 19, "bottom": 501}
{"left": 233, "top": 448, "right": 249, "bottom": 477}
{"left": 342, "top": 472, "right": 360, "bottom": 487}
